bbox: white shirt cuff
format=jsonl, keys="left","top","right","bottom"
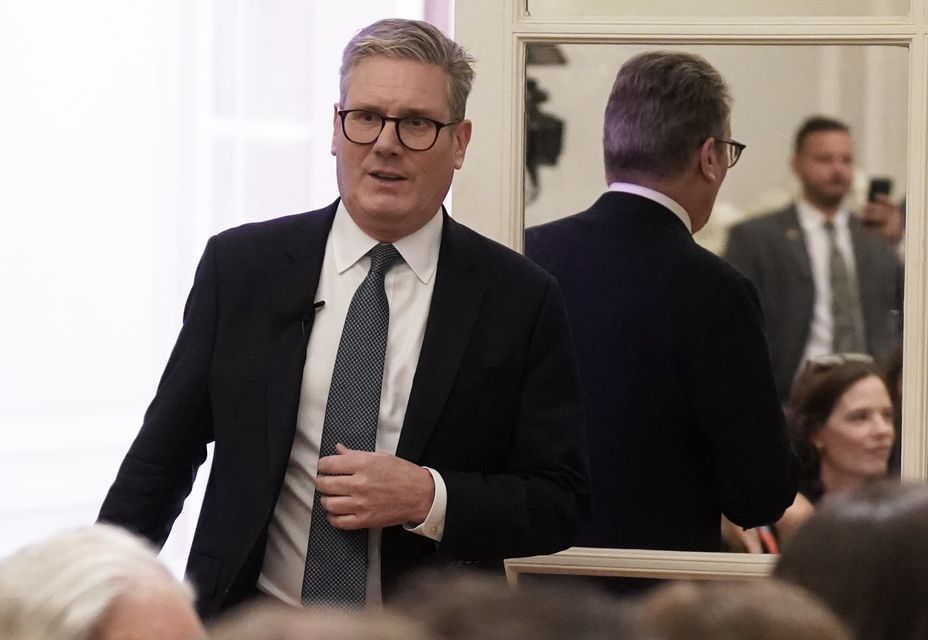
{"left": 403, "top": 466, "right": 446, "bottom": 541}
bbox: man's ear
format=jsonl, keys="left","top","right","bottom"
{"left": 452, "top": 119, "right": 473, "bottom": 170}
{"left": 331, "top": 103, "right": 340, "bottom": 156}
{"left": 698, "top": 137, "right": 723, "bottom": 182}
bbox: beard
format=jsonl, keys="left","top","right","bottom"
{"left": 806, "top": 179, "right": 850, "bottom": 210}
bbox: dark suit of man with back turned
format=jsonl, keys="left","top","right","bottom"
{"left": 724, "top": 117, "right": 902, "bottom": 400}
{"left": 526, "top": 52, "right": 797, "bottom": 553}
{"left": 98, "top": 19, "right": 588, "bottom": 617}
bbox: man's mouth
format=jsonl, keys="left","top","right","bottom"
{"left": 371, "top": 171, "right": 406, "bottom": 182}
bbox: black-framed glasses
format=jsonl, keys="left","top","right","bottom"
{"left": 715, "top": 137, "right": 747, "bottom": 168}
{"left": 337, "top": 109, "right": 461, "bottom": 151}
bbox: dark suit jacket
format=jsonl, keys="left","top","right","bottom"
{"left": 525, "top": 192, "right": 797, "bottom": 552}
{"left": 724, "top": 204, "right": 902, "bottom": 399}
{"left": 99, "top": 200, "right": 589, "bottom": 617}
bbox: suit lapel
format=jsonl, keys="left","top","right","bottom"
{"left": 780, "top": 206, "right": 814, "bottom": 283}
{"left": 395, "top": 214, "right": 485, "bottom": 462}
{"left": 849, "top": 218, "right": 879, "bottom": 331}
{"left": 266, "top": 203, "right": 337, "bottom": 484}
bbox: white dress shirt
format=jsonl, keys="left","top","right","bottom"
{"left": 796, "top": 200, "right": 861, "bottom": 366}
{"left": 608, "top": 182, "right": 693, "bottom": 233}
{"left": 258, "top": 202, "right": 447, "bottom": 607}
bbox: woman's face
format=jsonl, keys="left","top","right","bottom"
{"left": 813, "top": 374, "right": 895, "bottom": 489}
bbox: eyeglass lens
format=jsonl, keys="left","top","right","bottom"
{"left": 342, "top": 111, "right": 439, "bottom": 151}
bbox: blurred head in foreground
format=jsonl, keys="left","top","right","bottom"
{"left": 208, "top": 600, "right": 431, "bottom": 640}
{"left": 776, "top": 481, "right": 928, "bottom": 640}
{"left": 389, "top": 570, "right": 633, "bottom": 640}
{"left": 636, "top": 578, "right": 850, "bottom": 640}
{"left": 0, "top": 524, "right": 204, "bottom": 640}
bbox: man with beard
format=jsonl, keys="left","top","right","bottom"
{"left": 725, "top": 116, "right": 902, "bottom": 400}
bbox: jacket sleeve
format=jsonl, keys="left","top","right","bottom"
{"left": 438, "top": 276, "right": 591, "bottom": 559}
{"left": 688, "top": 274, "right": 799, "bottom": 527}
{"left": 97, "top": 237, "right": 219, "bottom": 547}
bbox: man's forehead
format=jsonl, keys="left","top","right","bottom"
{"left": 801, "top": 130, "right": 853, "bottom": 153}
{"left": 342, "top": 56, "right": 450, "bottom": 112}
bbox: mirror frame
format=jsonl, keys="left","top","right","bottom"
{"left": 454, "top": 0, "right": 928, "bottom": 580}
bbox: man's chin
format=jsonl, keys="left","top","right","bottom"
{"left": 810, "top": 190, "right": 847, "bottom": 209}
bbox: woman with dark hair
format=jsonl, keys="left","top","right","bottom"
{"left": 881, "top": 342, "right": 903, "bottom": 475}
{"left": 775, "top": 353, "right": 895, "bottom": 541}
{"left": 723, "top": 353, "right": 895, "bottom": 551}
{"left": 775, "top": 482, "right": 928, "bottom": 640}
{"left": 789, "top": 354, "right": 894, "bottom": 498}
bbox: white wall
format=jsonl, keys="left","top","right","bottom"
{"left": 0, "top": 0, "right": 430, "bottom": 576}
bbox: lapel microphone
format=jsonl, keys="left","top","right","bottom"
{"left": 301, "top": 301, "right": 326, "bottom": 339}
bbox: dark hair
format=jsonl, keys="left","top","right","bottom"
{"left": 775, "top": 481, "right": 928, "bottom": 640}
{"left": 794, "top": 116, "right": 850, "bottom": 154}
{"left": 881, "top": 343, "right": 904, "bottom": 475}
{"left": 603, "top": 51, "right": 730, "bottom": 181}
{"left": 786, "top": 356, "right": 885, "bottom": 497}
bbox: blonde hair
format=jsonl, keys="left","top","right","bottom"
{"left": 0, "top": 524, "right": 194, "bottom": 640}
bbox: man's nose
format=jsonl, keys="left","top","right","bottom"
{"left": 372, "top": 120, "right": 403, "bottom": 152}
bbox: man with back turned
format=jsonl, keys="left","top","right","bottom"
{"left": 526, "top": 51, "right": 797, "bottom": 552}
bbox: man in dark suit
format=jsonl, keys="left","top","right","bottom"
{"left": 526, "top": 52, "right": 797, "bottom": 553}
{"left": 98, "top": 19, "right": 588, "bottom": 617}
{"left": 725, "top": 117, "right": 902, "bottom": 399}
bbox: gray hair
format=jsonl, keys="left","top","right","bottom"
{"left": 604, "top": 51, "right": 731, "bottom": 181}
{"left": 340, "top": 19, "right": 475, "bottom": 120}
{"left": 0, "top": 524, "right": 195, "bottom": 640}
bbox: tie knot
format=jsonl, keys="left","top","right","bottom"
{"left": 368, "top": 243, "right": 403, "bottom": 276}
{"left": 823, "top": 220, "right": 836, "bottom": 233}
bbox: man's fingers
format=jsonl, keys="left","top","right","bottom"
{"left": 319, "top": 494, "right": 358, "bottom": 516}
{"left": 327, "top": 513, "right": 365, "bottom": 530}
{"left": 316, "top": 447, "right": 365, "bottom": 475}
{"left": 315, "top": 473, "right": 355, "bottom": 496}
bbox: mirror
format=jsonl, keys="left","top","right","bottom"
{"left": 524, "top": 42, "right": 907, "bottom": 551}
{"left": 525, "top": 44, "right": 907, "bottom": 248}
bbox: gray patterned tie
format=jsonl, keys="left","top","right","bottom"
{"left": 301, "top": 243, "right": 403, "bottom": 609}
{"left": 825, "top": 222, "right": 864, "bottom": 353}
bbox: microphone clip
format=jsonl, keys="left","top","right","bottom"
{"left": 301, "top": 301, "right": 326, "bottom": 339}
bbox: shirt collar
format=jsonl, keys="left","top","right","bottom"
{"left": 332, "top": 201, "right": 443, "bottom": 284}
{"left": 608, "top": 182, "right": 692, "bottom": 233}
{"left": 796, "top": 198, "right": 850, "bottom": 232}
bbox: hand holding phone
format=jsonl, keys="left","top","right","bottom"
{"left": 867, "top": 177, "right": 893, "bottom": 203}
{"left": 862, "top": 177, "right": 904, "bottom": 245}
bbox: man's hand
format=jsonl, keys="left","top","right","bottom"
{"left": 861, "top": 194, "right": 905, "bottom": 246}
{"left": 720, "top": 515, "right": 763, "bottom": 554}
{"left": 315, "top": 444, "right": 435, "bottom": 530}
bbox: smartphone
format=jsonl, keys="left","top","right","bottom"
{"left": 867, "top": 177, "right": 893, "bottom": 203}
